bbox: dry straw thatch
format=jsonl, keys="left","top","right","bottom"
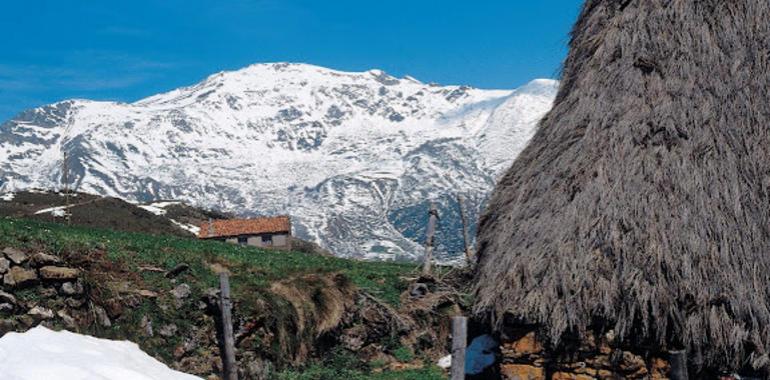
{"left": 473, "top": 0, "right": 770, "bottom": 372}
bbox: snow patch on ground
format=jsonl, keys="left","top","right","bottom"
{"left": 0, "top": 192, "right": 14, "bottom": 201}
{"left": 171, "top": 219, "right": 201, "bottom": 235}
{"left": 138, "top": 204, "right": 167, "bottom": 216}
{"left": 34, "top": 205, "right": 71, "bottom": 217}
{"left": 0, "top": 326, "right": 201, "bottom": 380}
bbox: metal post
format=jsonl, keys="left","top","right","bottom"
{"left": 451, "top": 316, "right": 467, "bottom": 380}
{"left": 669, "top": 350, "right": 688, "bottom": 380}
{"left": 422, "top": 202, "right": 439, "bottom": 275}
{"left": 219, "top": 273, "right": 238, "bottom": 380}
{"left": 456, "top": 195, "right": 473, "bottom": 263}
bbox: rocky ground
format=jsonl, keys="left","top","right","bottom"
{"left": 0, "top": 217, "right": 460, "bottom": 379}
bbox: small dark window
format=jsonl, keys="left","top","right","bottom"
{"left": 262, "top": 234, "right": 273, "bottom": 246}
{"left": 237, "top": 236, "right": 248, "bottom": 245}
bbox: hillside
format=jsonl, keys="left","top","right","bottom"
{"left": 0, "top": 190, "right": 227, "bottom": 237}
{"left": 0, "top": 216, "right": 461, "bottom": 379}
{"left": 0, "top": 63, "right": 557, "bottom": 261}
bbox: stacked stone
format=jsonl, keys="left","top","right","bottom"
{"left": 0, "top": 247, "right": 85, "bottom": 332}
{"left": 499, "top": 330, "right": 670, "bottom": 380}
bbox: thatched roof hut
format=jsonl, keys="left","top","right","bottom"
{"left": 474, "top": 0, "right": 770, "bottom": 373}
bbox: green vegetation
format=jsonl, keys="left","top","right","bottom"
{"left": 275, "top": 348, "right": 443, "bottom": 380}
{"left": 392, "top": 346, "right": 416, "bottom": 363}
{"left": 0, "top": 217, "right": 418, "bottom": 305}
{"left": 0, "top": 217, "right": 439, "bottom": 378}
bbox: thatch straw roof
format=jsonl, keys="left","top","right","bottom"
{"left": 473, "top": 0, "right": 770, "bottom": 372}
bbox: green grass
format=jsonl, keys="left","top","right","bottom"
{"left": 274, "top": 348, "right": 444, "bottom": 380}
{"left": 0, "top": 217, "right": 442, "bottom": 379}
{"left": 0, "top": 217, "right": 419, "bottom": 305}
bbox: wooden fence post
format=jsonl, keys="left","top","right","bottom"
{"left": 422, "top": 202, "right": 439, "bottom": 275}
{"left": 219, "top": 272, "right": 238, "bottom": 380}
{"left": 451, "top": 316, "right": 467, "bottom": 380}
{"left": 456, "top": 195, "right": 473, "bottom": 263}
{"left": 669, "top": 350, "right": 688, "bottom": 380}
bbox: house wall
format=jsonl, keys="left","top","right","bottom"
{"left": 215, "top": 233, "right": 292, "bottom": 250}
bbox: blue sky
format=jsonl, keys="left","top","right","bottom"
{"left": 0, "top": 0, "right": 582, "bottom": 121}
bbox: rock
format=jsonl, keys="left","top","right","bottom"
{"left": 408, "top": 283, "right": 429, "bottom": 298}
{"left": 3, "top": 267, "right": 38, "bottom": 288}
{"left": 2, "top": 247, "right": 27, "bottom": 265}
{"left": 93, "top": 305, "right": 111, "bottom": 327}
{"left": 340, "top": 326, "right": 366, "bottom": 351}
{"left": 651, "top": 357, "right": 670, "bottom": 380}
{"left": 0, "top": 258, "right": 9, "bottom": 274}
{"left": 60, "top": 281, "right": 84, "bottom": 296}
{"left": 29, "top": 252, "right": 62, "bottom": 267}
{"left": 159, "top": 323, "right": 178, "bottom": 337}
{"left": 0, "top": 303, "right": 14, "bottom": 313}
{"left": 57, "top": 310, "right": 77, "bottom": 329}
{"left": 104, "top": 298, "right": 124, "bottom": 319}
{"left": 502, "top": 332, "right": 544, "bottom": 359}
{"left": 40, "top": 287, "right": 58, "bottom": 298}
{"left": 137, "top": 289, "right": 159, "bottom": 298}
{"left": 0, "top": 290, "right": 17, "bottom": 305}
{"left": 27, "top": 306, "right": 54, "bottom": 321}
{"left": 500, "top": 364, "right": 545, "bottom": 380}
{"left": 18, "top": 315, "right": 35, "bottom": 328}
{"left": 39, "top": 266, "right": 80, "bottom": 281}
{"left": 0, "top": 319, "right": 17, "bottom": 334}
{"left": 619, "top": 351, "right": 647, "bottom": 374}
{"left": 552, "top": 372, "right": 595, "bottom": 380}
{"left": 65, "top": 298, "right": 86, "bottom": 308}
{"left": 171, "top": 284, "right": 191, "bottom": 299}
{"left": 437, "top": 354, "right": 451, "bottom": 369}
{"left": 165, "top": 264, "right": 190, "bottom": 278}
{"left": 140, "top": 315, "right": 153, "bottom": 337}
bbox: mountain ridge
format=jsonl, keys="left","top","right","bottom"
{"left": 0, "top": 62, "right": 557, "bottom": 261}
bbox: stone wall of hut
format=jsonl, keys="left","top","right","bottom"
{"left": 498, "top": 329, "right": 671, "bottom": 380}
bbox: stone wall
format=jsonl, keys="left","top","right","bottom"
{"left": 499, "top": 330, "right": 670, "bottom": 380}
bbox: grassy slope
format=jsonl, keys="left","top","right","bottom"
{"left": 0, "top": 217, "right": 444, "bottom": 379}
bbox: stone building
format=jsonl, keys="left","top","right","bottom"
{"left": 198, "top": 216, "right": 292, "bottom": 250}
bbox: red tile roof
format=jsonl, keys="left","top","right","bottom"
{"left": 198, "top": 216, "right": 291, "bottom": 239}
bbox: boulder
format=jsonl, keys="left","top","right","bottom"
{"left": 3, "top": 267, "right": 38, "bottom": 288}
{"left": 0, "top": 258, "right": 9, "bottom": 274}
{"left": 29, "top": 252, "right": 62, "bottom": 267}
{"left": 60, "top": 281, "right": 84, "bottom": 296}
{"left": 93, "top": 305, "right": 111, "bottom": 327}
{"left": 0, "top": 290, "right": 17, "bottom": 305}
{"left": 0, "top": 318, "right": 17, "bottom": 334}
{"left": 137, "top": 289, "right": 159, "bottom": 298}
{"left": 158, "top": 323, "right": 178, "bottom": 337}
{"left": 103, "top": 298, "right": 124, "bottom": 319}
{"left": 552, "top": 373, "right": 595, "bottom": 380}
{"left": 0, "top": 303, "right": 14, "bottom": 313}
{"left": 500, "top": 364, "right": 545, "bottom": 380}
{"left": 140, "top": 315, "right": 154, "bottom": 337}
{"left": 27, "top": 306, "right": 55, "bottom": 321}
{"left": 165, "top": 263, "right": 190, "bottom": 278}
{"left": 57, "top": 310, "right": 77, "bottom": 329}
{"left": 39, "top": 266, "right": 80, "bottom": 281}
{"left": 502, "top": 332, "right": 544, "bottom": 360}
{"left": 65, "top": 298, "right": 86, "bottom": 309}
{"left": 2, "top": 247, "right": 27, "bottom": 265}
{"left": 171, "top": 283, "right": 191, "bottom": 300}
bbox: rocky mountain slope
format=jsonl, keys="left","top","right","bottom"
{"left": 0, "top": 63, "right": 557, "bottom": 261}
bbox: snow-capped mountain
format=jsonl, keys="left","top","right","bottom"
{"left": 0, "top": 63, "right": 557, "bottom": 261}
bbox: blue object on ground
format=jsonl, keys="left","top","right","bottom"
{"left": 465, "top": 334, "right": 498, "bottom": 375}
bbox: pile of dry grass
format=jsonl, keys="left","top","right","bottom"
{"left": 473, "top": 0, "right": 770, "bottom": 373}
